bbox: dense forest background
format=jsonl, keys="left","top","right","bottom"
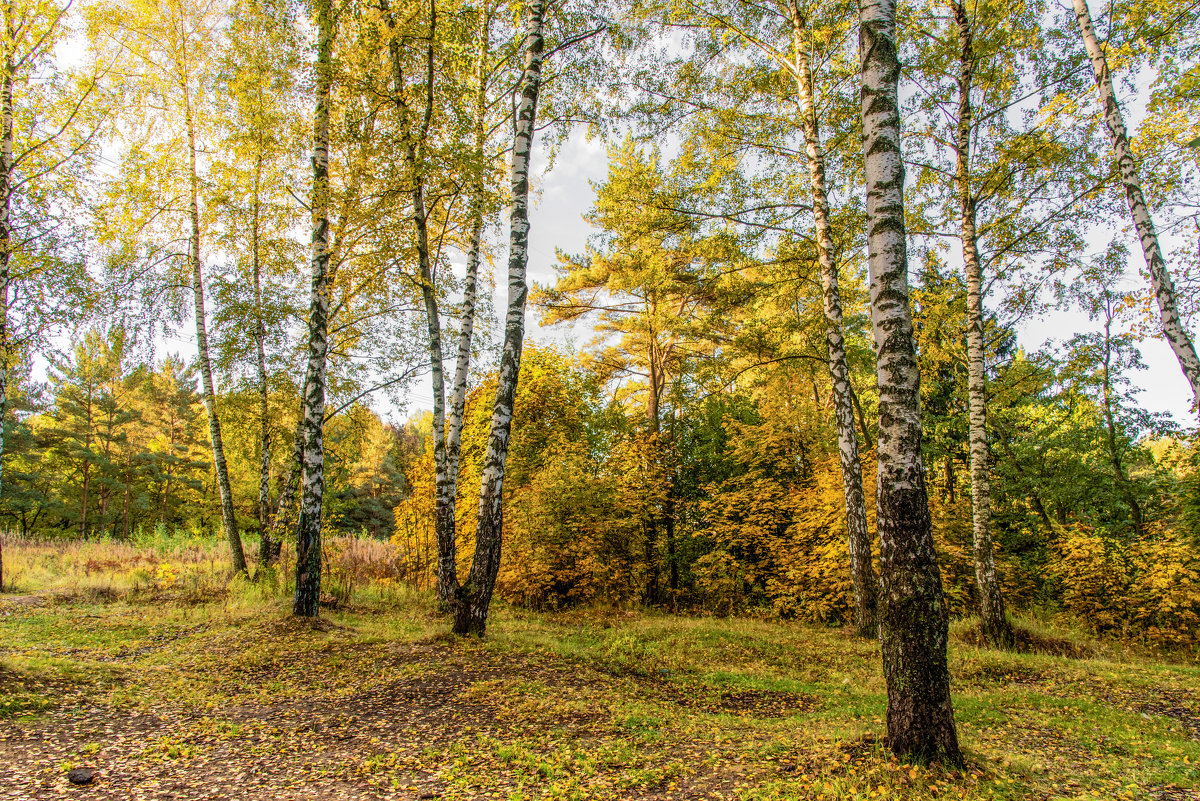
{"left": 3, "top": 0, "right": 1200, "bottom": 650}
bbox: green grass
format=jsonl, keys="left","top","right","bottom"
{"left": 1, "top": 537, "right": 1198, "bottom": 800}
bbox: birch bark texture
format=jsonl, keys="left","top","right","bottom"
{"left": 293, "top": 0, "right": 335, "bottom": 617}
{"left": 383, "top": 0, "right": 463, "bottom": 610}
{"left": 788, "top": 0, "right": 877, "bottom": 639}
{"left": 951, "top": 0, "right": 1012, "bottom": 650}
{"left": 251, "top": 154, "right": 275, "bottom": 566}
{"left": 860, "top": 0, "right": 962, "bottom": 764}
{"left": 441, "top": 0, "right": 491, "bottom": 610}
{"left": 1073, "top": 0, "right": 1200, "bottom": 409}
{"left": 184, "top": 86, "right": 246, "bottom": 575}
{"left": 453, "top": 0, "right": 545, "bottom": 636}
{"left": 0, "top": 36, "right": 12, "bottom": 522}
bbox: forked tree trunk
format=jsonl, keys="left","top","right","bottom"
{"left": 860, "top": 0, "right": 963, "bottom": 765}
{"left": 252, "top": 153, "right": 274, "bottom": 567}
{"left": 184, "top": 90, "right": 246, "bottom": 575}
{"left": 0, "top": 52, "right": 12, "bottom": 535}
{"left": 789, "top": 0, "right": 877, "bottom": 638}
{"left": 1074, "top": 0, "right": 1200, "bottom": 408}
{"left": 951, "top": 0, "right": 1013, "bottom": 650}
{"left": 453, "top": 0, "right": 544, "bottom": 636}
{"left": 383, "top": 0, "right": 470, "bottom": 610}
{"left": 441, "top": 0, "right": 491, "bottom": 609}
{"left": 294, "top": 0, "right": 334, "bottom": 617}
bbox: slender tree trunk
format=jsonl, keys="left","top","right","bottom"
{"left": 384, "top": 0, "right": 462, "bottom": 610}
{"left": 453, "top": 0, "right": 544, "bottom": 636}
{"left": 441, "top": 0, "right": 492, "bottom": 608}
{"left": 269, "top": 421, "right": 303, "bottom": 558}
{"left": 294, "top": 0, "right": 335, "bottom": 617}
{"left": 1074, "top": 0, "right": 1200, "bottom": 407}
{"left": 644, "top": 363, "right": 661, "bottom": 606}
{"left": 80, "top": 396, "right": 92, "bottom": 538}
{"left": 790, "top": 0, "right": 877, "bottom": 638}
{"left": 0, "top": 49, "right": 11, "bottom": 531}
{"left": 161, "top": 457, "right": 171, "bottom": 525}
{"left": 1100, "top": 299, "right": 1145, "bottom": 534}
{"left": 123, "top": 468, "right": 131, "bottom": 539}
{"left": 850, "top": 384, "right": 873, "bottom": 450}
{"left": 951, "top": 0, "right": 1013, "bottom": 650}
{"left": 184, "top": 89, "right": 246, "bottom": 574}
{"left": 860, "top": 0, "right": 962, "bottom": 765}
{"left": 251, "top": 153, "right": 274, "bottom": 567}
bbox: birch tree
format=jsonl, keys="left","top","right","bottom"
{"left": 91, "top": 0, "right": 248, "bottom": 572}
{"left": 377, "top": 0, "right": 488, "bottom": 610}
{"left": 212, "top": 0, "right": 304, "bottom": 567}
{"left": 786, "top": 0, "right": 877, "bottom": 637}
{"left": 860, "top": 0, "right": 962, "bottom": 764}
{"left": 293, "top": 0, "right": 336, "bottom": 617}
{"left": 1074, "top": 0, "right": 1200, "bottom": 408}
{"left": 0, "top": 0, "right": 99, "bottom": 514}
{"left": 453, "top": 0, "right": 545, "bottom": 636}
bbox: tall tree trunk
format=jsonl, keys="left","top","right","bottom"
{"left": 80, "top": 460, "right": 90, "bottom": 537}
{"left": 384, "top": 0, "right": 456, "bottom": 609}
{"left": 184, "top": 89, "right": 246, "bottom": 574}
{"left": 0, "top": 46, "right": 11, "bottom": 535}
{"left": 951, "top": 0, "right": 1013, "bottom": 650}
{"left": 453, "top": 0, "right": 544, "bottom": 636}
{"left": 790, "top": 0, "right": 877, "bottom": 638}
{"left": 123, "top": 469, "right": 131, "bottom": 540}
{"left": 1074, "top": 0, "right": 1200, "bottom": 407}
{"left": 1100, "top": 297, "right": 1145, "bottom": 534}
{"left": 644, "top": 361, "right": 661, "bottom": 605}
{"left": 252, "top": 153, "right": 274, "bottom": 567}
{"left": 441, "top": 0, "right": 491, "bottom": 609}
{"left": 860, "top": 0, "right": 962, "bottom": 765}
{"left": 294, "top": 0, "right": 335, "bottom": 617}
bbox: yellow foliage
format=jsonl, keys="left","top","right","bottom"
{"left": 1050, "top": 524, "right": 1200, "bottom": 644}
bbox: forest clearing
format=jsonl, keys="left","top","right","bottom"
{"left": 1, "top": 535, "right": 1198, "bottom": 801}
{"left": 4, "top": 0, "right": 1200, "bottom": 795}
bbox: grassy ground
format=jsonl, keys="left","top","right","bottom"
{"left": 0, "top": 536, "right": 1198, "bottom": 800}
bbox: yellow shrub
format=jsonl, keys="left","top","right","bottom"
{"left": 1128, "top": 528, "right": 1200, "bottom": 646}
{"left": 1050, "top": 525, "right": 1131, "bottom": 635}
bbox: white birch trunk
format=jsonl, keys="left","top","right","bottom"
{"left": 185, "top": 86, "right": 246, "bottom": 575}
{"left": 252, "top": 153, "right": 275, "bottom": 567}
{"left": 951, "top": 0, "right": 1012, "bottom": 650}
{"left": 0, "top": 45, "right": 12, "bottom": 527}
{"left": 442, "top": 0, "right": 491, "bottom": 604}
{"left": 294, "top": 0, "right": 334, "bottom": 617}
{"left": 789, "top": 0, "right": 877, "bottom": 638}
{"left": 383, "top": 0, "right": 462, "bottom": 608}
{"left": 860, "top": 0, "right": 961, "bottom": 764}
{"left": 1074, "top": 0, "right": 1200, "bottom": 408}
{"left": 454, "top": 0, "right": 544, "bottom": 636}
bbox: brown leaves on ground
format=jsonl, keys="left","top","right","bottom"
{"left": 0, "top": 598, "right": 1198, "bottom": 800}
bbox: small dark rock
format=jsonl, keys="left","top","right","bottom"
{"left": 67, "top": 768, "right": 96, "bottom": 786}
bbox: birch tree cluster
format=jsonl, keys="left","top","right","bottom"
{"left": 2, "top": 0, "right": 1200, "bottom": 765}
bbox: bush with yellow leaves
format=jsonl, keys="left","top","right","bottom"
{"left": 1050, "top": 524, "right": 1200, "bottom": 644}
